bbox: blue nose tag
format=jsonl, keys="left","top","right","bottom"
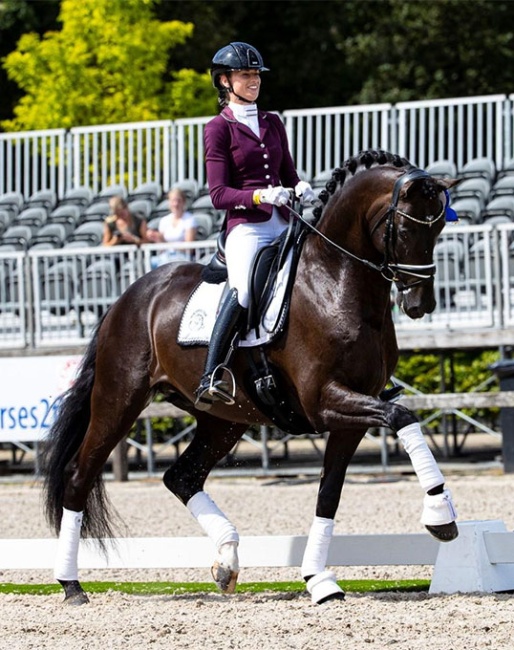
{"left": 444, "top": 190, "right": 459, "bottom": 222}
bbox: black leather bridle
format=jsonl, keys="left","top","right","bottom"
{"left": 290, "top": 168, "right": 445, "bottom": 291}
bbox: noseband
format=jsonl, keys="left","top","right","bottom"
{"left": 291, "top": 168, "right": 445, "bottom": 291}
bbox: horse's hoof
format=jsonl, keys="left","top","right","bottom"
{"left": 211, "top": 561, "right": 239, "bottom": 594}
{"left": 59, "top": 580, "right": 90, "bottom": 606}
{"left": 425, "top": 521, "right": 459, "bottom": 542}
{"left": 421, "top": 488, "right": 458, "bottom": 539}
{"left": 306, "top": 571, "right": 345, "bottom": 605}
{"left": 64, "top": 591, "right": 90, "bottom": 606}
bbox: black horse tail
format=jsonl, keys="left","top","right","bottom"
{"left": 42, "top": 317, "right": 116, "bottom": 543}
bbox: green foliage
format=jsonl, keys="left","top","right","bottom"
{"left": 395, "top": 349, "right": 500, "bottom": 394}
{"left": 1, "top": 0, "right": 214, "bottom": 130}
{"left": 165, "top": 68, "right": 215, "bottom": 119}
{"left": 342, "top": 0, "right": 514, "bottom": 104}
{"left": 0, "top": 579, "right": 429, "bottom": 596}
{"left": 394, "top": 349, "right": 502, "bottom": 429}
{"left": 3, "top": 0, "right": 514, "bottom": 124}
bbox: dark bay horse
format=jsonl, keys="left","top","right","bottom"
{"left": 43, "top": 150, "right": 459, "bottom": 606}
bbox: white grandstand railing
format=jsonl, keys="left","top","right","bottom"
{"left": 174, "top": 115, "right": 213, "bottom": 191}
{"left": 499, "top": 223, "right": 514, "bottom": 327}
{"left": 395, "top": 94, "right": 507, "bottom": 172}
{"left": 283, "top": 103, "right": 392, "bottom": 181}
{"left": 0, "top": 251, "right": 26, "bottom": 348}
{"left": 2, "top": 94, "right": 514, "bottom": 201}
{"left": 0, "top": 225, "right": 512, "bottom": 350}
{"left": 0, "top": 128, "right": 67, "bottom": 199}
{"left": 69, "top": 120, "right": 174, "bottom": 195}
{"left": 25, "top": 241, "right": 217, "bottom": 348}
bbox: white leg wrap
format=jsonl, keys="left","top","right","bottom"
{"left": 306, "top": 571, "right": 344, "bottom": 604}
{"left": 397, "top": 423, "right": 445, "bottom": 492}
{"left": 301, "top": 516, "right": 334, "bottom": 579}
{"left": 421, "top": 489, "right": 457, "bottom": 526}
{"left": 54, "top": 508, "right": 83, "bottom": 581}
{"left": 218, "top": 541, "right": 239, "bottom": 572}
{"left": 187, "top": 491, "right": 239, "bottom": 551}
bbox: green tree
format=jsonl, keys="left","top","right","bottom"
{"left": 0, "top": 0, "right": 60, "bottom": 124}
{"left": 1, "top": 0, "right": 214, "bottom": 131}
{"left": 342, "top": 0, "right": 514, "bottom": 104}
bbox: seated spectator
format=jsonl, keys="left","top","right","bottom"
{"left": 102, "top": 196, "right": 147, "bottom": 246}
{"left": 146, "top": 188, "right": 197, "bottom": 267}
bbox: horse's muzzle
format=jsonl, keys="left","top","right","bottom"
{"left": 396, "top": 283, "right": 436, "bottom": 319}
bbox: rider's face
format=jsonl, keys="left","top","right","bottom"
{"left": 223, "top": 69, "right": 261, "bottom": 104}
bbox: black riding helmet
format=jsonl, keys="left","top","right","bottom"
{"left": 210, "top": 42, "right": 269, "bottom": 90}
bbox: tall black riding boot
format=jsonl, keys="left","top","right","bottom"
{"left": 194, "top": 288, "right": 246, "bottom": 411}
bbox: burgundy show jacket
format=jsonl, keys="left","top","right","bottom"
{"left": 204, "top": 106, "right": 301, "bottom": 233}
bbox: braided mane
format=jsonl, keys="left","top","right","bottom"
{"left": 312, "top": 149, "right": 414, "bottom": 222}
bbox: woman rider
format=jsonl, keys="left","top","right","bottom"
{"left": 195, "top": 42, "right": 315, "bottom": 410}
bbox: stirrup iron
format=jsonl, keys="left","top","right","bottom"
{"left": 207, "top": 364, "right": 236, "bottom": 405}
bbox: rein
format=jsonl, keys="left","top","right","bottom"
{"left": 289, "top": 168, "right": 445, "bottom": 289}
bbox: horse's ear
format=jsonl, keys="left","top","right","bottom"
{"left": 436, "top": 178, "right": 461, "bottom": 190}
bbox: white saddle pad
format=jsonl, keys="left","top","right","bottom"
{"left": 178, "top": 250, "right": 293, "bottom": 348}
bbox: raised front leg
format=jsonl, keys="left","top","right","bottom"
{"left": 309, "top": 384, "right": 458, "bottom": 540}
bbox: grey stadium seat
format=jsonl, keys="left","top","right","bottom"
{"left": 0, "top": 209, "right": 14, "bottom": 236}
{"left": 128, "top": 181, "right": 162, "bottom": 205}
{"left": 41, "top": 259, "right": 78, "bottom": 315}
{"left": 190, "top": 194, "right": 223, "bottom": 226}
{"left": 67, "top": 221, "right": 104, "bottom": 246}
{"left": 490, "top": 175, "right": 514, "bottom": 200}
{"left": 30, "top": 223, "right": 68, "bottom": 249}
{"left": 49, "top": 205, "right": 82, "bottom": 235}
{"left": 59, "top": 186, "right": 94, "bottom": 209}
{"left": 460, "top": 157, "right": 496, "bottom": 183}
{"left": 481, "top": 196, "right": 514, "bottom": 221}
{"left": 25, "top": 188, "right": 57, "bottom": 213}
{"left": 81, "top": 202, "right": 111, "bottom": 223}
{"left": 193, "top": 212, "right": 214, "bottom": 240}
{"left": 0, "top": 224, "right": 34, "bottom": 251}
{"left": 92, "top": 183, "right": 127, "bottom": 204}
{"left": 451, "top": 177, "right": 491, "bottom": 208}
{"left": 128, "top": 199, "right": 153, "bottom": 219}
{"left": 426, "top": 160, "right": 457, "bottom": 179}
{"left": 450, "top": 197, "right": 482, "bottom": 224}
{"left": 15, "top": 207, "right": 47, "bottom": 230}
{"left": 0, "top": 191, "right": 24, "bottom": 220}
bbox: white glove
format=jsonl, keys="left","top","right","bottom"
{"left": 295, "top": 180, "right": 316, "bottom": 204}
{"left": 259, "top": 186, "right": 290, "bottom": 207}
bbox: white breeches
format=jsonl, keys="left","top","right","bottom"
{"left": 225, "top": 208, "right": 289, "bottom": 308}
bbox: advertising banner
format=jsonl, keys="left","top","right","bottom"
{"left": 0, "top": 356, "right": 82, "bottom": 443}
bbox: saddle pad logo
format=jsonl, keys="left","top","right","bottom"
{"left": 188, "top": 309, "right": 208, "bottom": 332}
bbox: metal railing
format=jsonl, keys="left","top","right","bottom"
{"left": 2, "top": 94, "right": 514, "bottom": 200}
{"left": 0, "top": 223, "right": 513, "bottom": 350}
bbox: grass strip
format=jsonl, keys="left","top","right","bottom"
{"left": 0, "top": 579, "right": 430, "bottom": 597}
